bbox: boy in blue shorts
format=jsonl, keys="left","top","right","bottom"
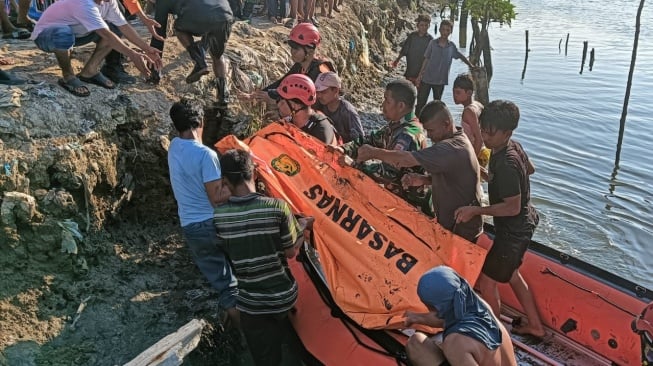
{"left": 454, "top": 100, "right": 545, "bottom": 340}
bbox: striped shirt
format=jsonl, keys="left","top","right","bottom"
{"left": 214, "top": 193, "right": 301, "bottom": 315}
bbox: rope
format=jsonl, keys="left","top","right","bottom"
{"left": 542, "top": 267, "right": 638, "bottom": 317}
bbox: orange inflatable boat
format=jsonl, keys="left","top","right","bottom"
{"left": 216, "top": 122, "right": 653, "bottom": 365}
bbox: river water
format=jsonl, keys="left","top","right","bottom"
{"left": 430, "top": 0, "right": 653, "bottom": 289}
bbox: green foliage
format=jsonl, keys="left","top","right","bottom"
{"left": 464, "top": 0, "right": 516, "bottom": 26}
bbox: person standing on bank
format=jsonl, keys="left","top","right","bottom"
{"left": 149, "top": 0, "right": 234, "bottom": 107}
{"left": 391, "top": 14, "right": 433, "bottom": 87}
{"left": 415, "top": 19, "right": 475, "bottom": 115}
{"left": 167, "top": 99, "right": 239, "bottom": 324}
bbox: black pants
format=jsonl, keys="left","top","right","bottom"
{"left": 240, "top": 311, "right": 303, "bottom": 366}
{"left": 416, "top": 82, "right": 445, "bottom": 116}
{"left": 229, "top": 0, "right": 243, "bottom": 18}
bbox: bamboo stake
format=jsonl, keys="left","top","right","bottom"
{"left": 615, "top": 0, "right": 646, "bottom": 169}
{"left": 580, "top": 41, "right": 588, "bottom": 74}
{"left": 589, "top": 48, "right": 595, "bottom": 71}
{"left": 521, "top": 30, "right": 529, "bottom": 80}
{"left": 564, "top": 33, "right": 570, "bottom": 56}
{"left": 558, "top": 38, "right": 562, "bottom": 54}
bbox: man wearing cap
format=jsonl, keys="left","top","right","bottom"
{"left": 404, "top": 266, "right": 518, "bottom": 366}
{"left": 314, "top": 71, "right": 364, "bottom": 143}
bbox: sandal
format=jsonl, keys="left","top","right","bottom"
{"left": 2, "top": 28, "right": 31, "bottom": 40}
{"left": 58, "top": 77, "right": 90, "bottom": 97}
{"left": 14, "top": 22, "right": 35, "bottom": 32}
{"left": 284, "top": 18, "right": 298, "bottom": 29}
{"left": 78, "top": 72, "right": 115, "bottom": 89}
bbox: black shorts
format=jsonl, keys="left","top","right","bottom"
{"left": 176, "top": 20, "right": 232, "bottom": 59}
{"left": 201, "top": 21, "right": 232, "bottom": 59}
{"left": 481, "top": 231, "right": 531, "bottom": 283}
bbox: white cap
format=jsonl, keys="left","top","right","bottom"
{"left": 315, "top": 72, "right": 341, "bottom": 91}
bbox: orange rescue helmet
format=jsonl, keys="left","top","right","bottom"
{"left": 288, "top": 23, "right": 321, "bottom": 48}
{"left": 278, "top": 74, "right": 317, "bottom": 106}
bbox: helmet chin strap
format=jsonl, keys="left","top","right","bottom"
{"left": 301, "top": 46, "right": 315, "bottom": 64}
{"left": 291, "top": 104, "right": 308, "bottom": 116}
{"left": 289, "top": 103, "right": 309, "bottom": 126}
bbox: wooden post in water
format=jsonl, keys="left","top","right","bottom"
{"left": 615, "top": 0, "right": 646, "bottom": 169}
{"left": 564, "top": 33, "right": 570, "bottom": 56}
{"left": 558, "top": 39, "right": 562, "bottom": 54}
{"left": 459, "top": 0, "right": 468, "bottom": 48}
{"left": 580, "top": 41, "right": 588, "bottom": 74}
{"left": 472, "top": 67, "right": 489, "bottom": 105}
{"left": 589, "top": 48, "right": 595, "bottom": 71}
{"left": 521, "top": 30, "right": 529, "bottom": 80}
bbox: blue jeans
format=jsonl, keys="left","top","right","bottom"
{"left": 182, "top": 218, "right": 238, "bottom": 309}
{"left": 34, "top": 24, "right": 122, "bottom": 52}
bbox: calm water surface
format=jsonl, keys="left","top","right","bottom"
{"left": 434, "top": 0, "right": 653, "bottom": 289}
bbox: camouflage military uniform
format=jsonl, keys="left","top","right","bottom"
{"left": 342, "top": 112, "right": 432, "bottom": 215}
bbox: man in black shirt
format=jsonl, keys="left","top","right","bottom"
{"left": 149, "top": 0, "right": 233, "bottom": 107}
{"left": 454, "top": 100, "right": 546, "bottom": 340}
{"left": 391, "top": 14, "right": 433, "bottom": 87}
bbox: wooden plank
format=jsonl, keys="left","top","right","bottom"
{"left": 124, "top": 319, "right": 206, "bottom": 366}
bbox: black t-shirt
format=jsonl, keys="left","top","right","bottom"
{"left": 399, "top": 32, "right": 433, "bottom": 78}
{"left": 301, "top": 113, "right": 337, "bottom": 145}
{"left": 488, "top": 140, "right": 539, "bottom": 234}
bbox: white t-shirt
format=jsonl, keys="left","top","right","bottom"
{"left": 32, "top": 0, "right": 127, "bottom": 40}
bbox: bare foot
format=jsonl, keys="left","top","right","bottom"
{"left": 512, "top": 323, "right": 546, "bottom": 339}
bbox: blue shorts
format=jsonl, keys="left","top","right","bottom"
{"left": 33, "top": 24, "right": 121, "bottom": 52}
{"left": 182, "top": 218, "right": 238, "bottom": 309}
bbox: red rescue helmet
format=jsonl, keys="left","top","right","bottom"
{"left": 278, "top": 74, "right": 316, "bottom": 106}
{"left": 288, "top": 23, "right": 321, "bottom": 48}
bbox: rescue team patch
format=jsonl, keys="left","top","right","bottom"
{"left": 272, "top": 154, "right": 301, "bottom": 176}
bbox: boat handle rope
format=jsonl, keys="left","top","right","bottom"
{"left": 543, "top": 267, "right": 638, "bottom": 317}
